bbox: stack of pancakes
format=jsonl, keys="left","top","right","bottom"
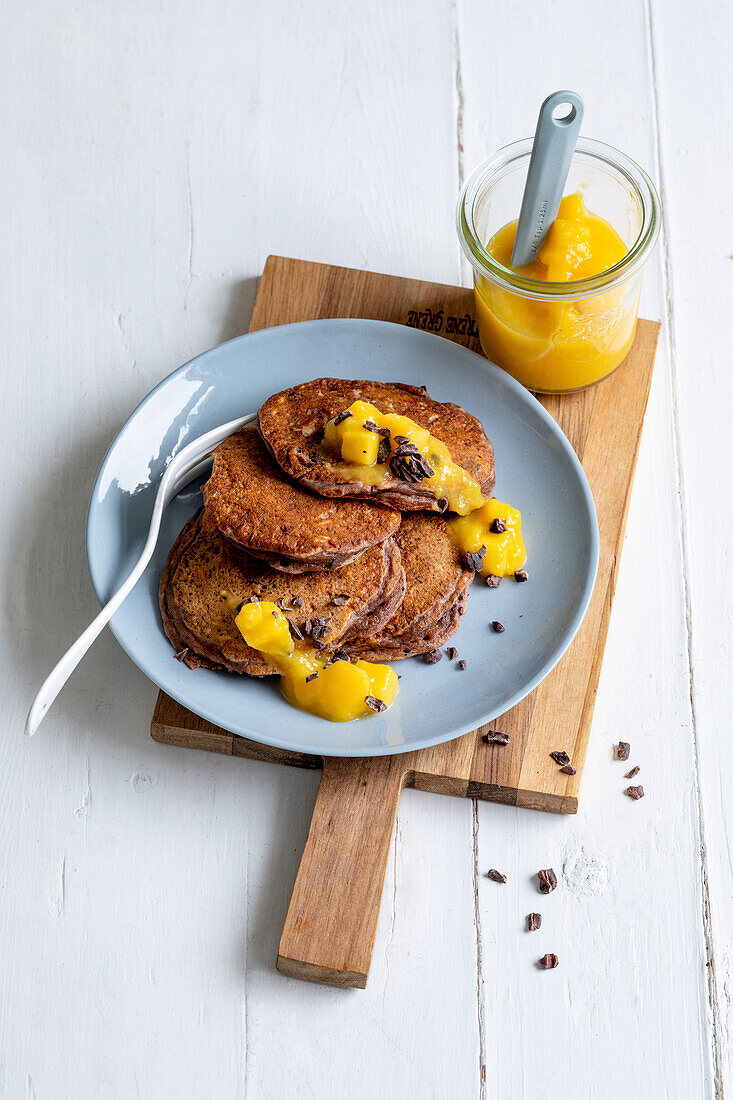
{"left": 159, "top": 379, "right": 495, "bottom": 676}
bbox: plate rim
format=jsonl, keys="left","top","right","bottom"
{"left": 86, "top": 317, "right": 600, "bottom": 757}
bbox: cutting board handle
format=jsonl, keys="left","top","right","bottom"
{"left": 277, "top": 755, "right": 408, "bottom": 988}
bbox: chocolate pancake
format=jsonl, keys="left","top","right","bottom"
{"left": 159, "top": 512, "right": 404, "bottom": 675}
{"left": 347, "top": 586, "right": 470, "bottom": 662}
{"left": 343, "top": 512, "right": 474, "bottom": 660}
{"left": 257, "top": 378, "right": 495, "bottom": 511}
{"left": 202, "top": 424, "right": 400, "bottom": 573}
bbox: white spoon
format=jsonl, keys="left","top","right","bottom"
{"left": 25, "top": 412, "right": 256, "bottom": 737}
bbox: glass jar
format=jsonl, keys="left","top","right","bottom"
{"left": 456, "top": 138, "right": 660, "bottom": 393}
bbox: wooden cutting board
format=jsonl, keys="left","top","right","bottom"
{"left": 151, "top": 255, "right": 660, "bottom": 987}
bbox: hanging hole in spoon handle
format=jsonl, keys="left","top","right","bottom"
{"left": 511, "top": 90, "right": 585, "bottom": 268}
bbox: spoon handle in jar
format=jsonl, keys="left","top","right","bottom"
{"left": 511, "top": 90, "right": 584, "bottom": 268}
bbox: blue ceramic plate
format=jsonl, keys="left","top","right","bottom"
{"left": 87, "top": 319, "right": 598, "bottom": 757}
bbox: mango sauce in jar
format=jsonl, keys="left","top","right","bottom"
{"left": 457, "top": 138, "right": 660, "bottom": 393}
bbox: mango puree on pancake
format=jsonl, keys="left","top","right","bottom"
{"left": 235, "top": 599, "right": 398, "bottom": 722}
{"left": 257, "top": 377, "right": 495, "bottom": 511}
{"left": 324, "top": 401, "right": 526, "bottom": 578}
{"left": 323, "top": 400, "right": 484, "bottom": 515}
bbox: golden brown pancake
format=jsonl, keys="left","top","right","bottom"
{"left": 343, "top": 513, "right": 474, "bottom": 660}
{"left": 257, "top": 378, "right": 495, "bottom": 511}
{"left": 159, "top": 512, "right": 404, "bottom": 675}
{"left": 202, "top": 424, "right": 400, "bottom": 573}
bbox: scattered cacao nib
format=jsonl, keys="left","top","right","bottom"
{"left": 271, "top": 610, "right": 280, "bottom": 619}
{"left": 275, "top": 597, "right": 287, "bottom": 609}
{"left": 437, "top": 497, "right": 449, "bottom": 513}
{"left": 309, "top": 617, "right": 331, "bottom": 640}
{"left": 292, "top": 596, "right": 304, "bottom": 608}
{"left": 485, "top": 574, "right": 503, "bottom": 588}
{"left": 514, "top": 568, "right": 529, "bottom": 583}
{"left": 483, "top": 731, "right": 510, "bottom": 745}
{"left": 616, "top": 741, "right": 631, "bottom": 761}
{"left": 423, "top": 649, "right": 443, "bottom": 664}
{"left": 487, "top": 869, "right": 507, "bottom": 884}
{"left": 539, "top": 953, "right": 559, "bottom": 970}
{"left": 458, "top": 660, "right": 468, "bottom": 670}
{"left": 538, "top": 868, "right": 557, "bottom": 894}
{"left": 491, "top": 621, "right": 505, "bottom": 633}
{"left": 365, "top": 695, "right": 387, "bottom": 713}
{"left": 625, "top": 765, "right": 640, "bottom": 779}
{"left": 363, "top": 419, "right": 378, "bottom": 432}
{"left": 389, "top": 446, "right": 435, "bottom": 483}
{"left": 377, "top": 438, "right": 390, "bottom": 464}
{"left": 528, "top": 912, "right": 542, "bottom": 932}
{"left": 331, "top": 650, "right": 353, "bottom": 663}
{"left": 236, "top": 595, "right": 260, "bottom": 612}
{"left": 305, "top": 672, "right": 319, "bottom": 683}
{"left": 466, "top": 545, "right": 487, "bottom": 573}
{"left": 625, "top": 785, "right": 645, "bottom": 800}
{"left": 388, "top": 456, "right": 418, "bottom": 482}
{"left": 446, "top": 647, "right": 458, "bottom": 661}
{"left": 374, "top": 425, "right": 391, "bottom": 437}
{"left": 173, "top": 648, "right": 189, "bottom": 662}
{"left": 333, "top": 410, "right": 352, "bottom": 426}
{"left": 393, "top": 435, "right": 410, "bottom": 445}
{"left": 312, "top": 639, "right": 326, "bottom": 650}
{"left": 288, "top": 620, "right": 305, "bottom": 641}
{"left": 331, "top": 594, "right": 350, "bottom": 606}
{"left": 550, "top": 751, "right": 571, "bottom": 767}
{"left": 561, "top": 764, "right": 577, "bottom": 775}
{"left": 490, "top": 518, "right": 507, "bottom": 534}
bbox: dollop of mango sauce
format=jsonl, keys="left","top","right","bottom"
{"left": 506, "top": 192, "right": 626, "bottom": 284}
{"left": 448, "top": 499, "right": 525, "bottom": 579}
{"left": 235, "top": 403, "right": 525, "bottom": 723}
{"left": 324, "top": 399, "right": 526, "bottom": 579}
{"left": 235, "top": 600, "right": 398, "bottom": 722}
{"left": 323, "top": 399, "right": 484, "bottom": 514}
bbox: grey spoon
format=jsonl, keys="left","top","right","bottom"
{"left": 511, "top": 90, "right": 585, "bottom": 268}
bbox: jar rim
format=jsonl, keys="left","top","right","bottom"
{"left": 456, "top": 137, "right": 660, "bottom": 300}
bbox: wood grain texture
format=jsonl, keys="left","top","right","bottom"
{"left": 277, "top": 756, "right": 407, "bottom": 987}
{"left": 152, "top": 256, "right": 658, "bottom": 986}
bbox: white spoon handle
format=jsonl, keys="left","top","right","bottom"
{"left": 25, "top": 412, "right": 255, "bottom": 736}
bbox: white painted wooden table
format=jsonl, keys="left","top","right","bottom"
{"left": 2, "top": 1, "right": 728, "bottom": 1096}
